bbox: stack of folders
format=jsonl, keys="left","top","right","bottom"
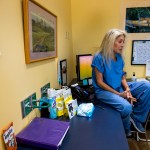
{"left": 16, "top": 117, "right": 70, "bottom": 150}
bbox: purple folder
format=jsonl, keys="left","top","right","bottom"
{"left": 16, "top": 117, "right": 70, "bottom": 150}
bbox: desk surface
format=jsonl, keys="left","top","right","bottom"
{"left": 18, "top": 103, "right": 129, "bottom": 150}
{"left": 59, "top": 103, "right": 129, "bottom": 150}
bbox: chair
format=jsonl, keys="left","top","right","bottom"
{"left": 131, "top": 112, "right": 150, "bottom": 142}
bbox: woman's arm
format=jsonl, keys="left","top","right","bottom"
{"left": 95, "top": 68, "right": 127, "bottom": 98}
{"left": 121, "top": 75, "right": 136, "bottom": 104}
{"left": 121, "top": 75, "right": 130, "bottom": 91}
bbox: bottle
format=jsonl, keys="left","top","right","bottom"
{"left": 132, "top": 72, "right": 137, "bottom": 81}
{"left": 47, "top": 89, "right": 57, "bottom": 119}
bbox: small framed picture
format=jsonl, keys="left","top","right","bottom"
{"left": 60, "top": 59, "right": 67, "bottom": 86}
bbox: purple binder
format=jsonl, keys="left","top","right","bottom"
{"left": 16, "top": 117, "right": 70, "bottom": 150}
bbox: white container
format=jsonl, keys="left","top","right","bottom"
{"left": 47, "top": 88, "right": 57, "bottom": 119}
{"left": 47, "top": 88, "right": 55, "bottom": 98}
{"left": 132, "top": 72, "right": 137, "bottom": 81}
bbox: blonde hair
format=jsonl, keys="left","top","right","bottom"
{"left": 99, "top": 28, "right": 127, "bottom": 64}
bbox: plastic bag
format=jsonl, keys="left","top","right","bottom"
{"left": 77, "top": 103, "right": 95, "bottom": 117}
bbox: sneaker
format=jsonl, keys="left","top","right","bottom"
{"left": 130, "top": 117, "right": 146, "bottom": 133}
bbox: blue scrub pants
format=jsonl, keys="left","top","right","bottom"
{"left": 95, "top": 81, "right": 150, "bottom": 131}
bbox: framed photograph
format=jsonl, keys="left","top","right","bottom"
{"left": 60, "top": 59, "right": 67, "bottom": 86}
{"left": 125, "top": 7, "right": 150, "bottom": 33}
{"left": 23, "top": 0, "right": 57, "bottom": 64}
{"left": 131, "top": 40, "right": 150, "bottom": 65}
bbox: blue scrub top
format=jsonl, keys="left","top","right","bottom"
{"left": 91, "top": 53, "right": 124, "bottom": 94}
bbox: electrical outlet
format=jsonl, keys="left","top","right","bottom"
{"left": 21, "top": 93, "right": 37, "bottom": 118}
{"left": 41, "top": 83, "right": 50, "bottom": 98}
{"left": 21, "top": 96, "right": 32, "bottom": 118}
{"left": 31, "top": 93, "right": 37, "bottom": 109}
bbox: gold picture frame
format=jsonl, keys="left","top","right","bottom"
{"left": 23, "top": 0, "right": 57, "bottom": 64}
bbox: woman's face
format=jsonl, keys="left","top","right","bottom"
{"left": 113, "top": 35, "right": 125, "bottom": 54}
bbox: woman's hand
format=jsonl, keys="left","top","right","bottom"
{"left": 127, "top": 96, "right": 136, "bottom": 105}
{"left": 121, "top": 76, "right": 137, "bottom": 104}
{"left": 119, "top": 87, "right": 137, "bottom": 105}
{"left": 119, "top": 91, "right": 128, "bottom": 98}
{"left": 125, "top": 87, "right": 137, "bottom": 105}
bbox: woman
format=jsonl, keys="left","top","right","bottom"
{"left": 91, "top": 29, "right": 150, "bottom": 136}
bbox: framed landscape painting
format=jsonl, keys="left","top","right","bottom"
{"left": 125, "top": 7, "right": 150, "bottom": 33}
{"left": 23, "top": 0, "right": 57, "bottom": 64}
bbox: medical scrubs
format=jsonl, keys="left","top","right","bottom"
{"left": 91, "top": 53, "right": 150, "bottom": 132}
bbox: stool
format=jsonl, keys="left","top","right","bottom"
{"left": 132, "top": 112, "right": 150, "bottom": 142}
